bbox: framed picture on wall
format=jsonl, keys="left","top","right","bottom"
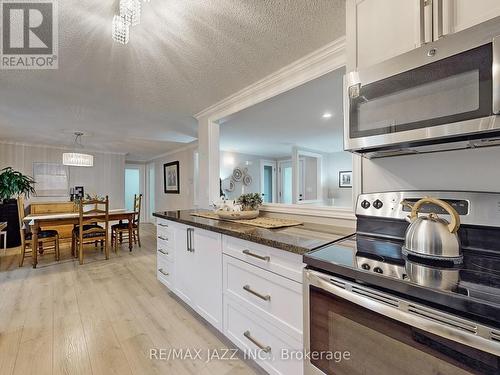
{"left": 33, "top": 162, "right": 68, "bottom": 197}
{"left": 339, "top": 171, "right": 353, "bottom": 188}
{"left": 164, "top": 161, "right": 180, "bottom": 194}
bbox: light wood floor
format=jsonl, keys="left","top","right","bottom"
{"left": 0, "top": 224, "right": 260, "bottom": 375}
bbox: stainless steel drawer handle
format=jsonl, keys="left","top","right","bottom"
{"left": 242, "top": 249, "right": 270, "bottom": 262}
{"left": 158, "top": 223, "right": 169, "bottom": 227}
{"left": 243, "top": 285, "right": 271, "bottom": 301}
{"left": 158, "top": 249, "right": 168, "bottom": 255}
{"left": 158, "top": 236, "right": 169, "bottom": 241}
{"left": 158, "top": 268, "right": 169, "bottom": 276}
{"left": 243, "top": 331, "right": 271, "bottom": 353}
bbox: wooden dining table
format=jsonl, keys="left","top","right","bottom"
{"left": 23, "top": 209, "right": 137, "bottom": 268}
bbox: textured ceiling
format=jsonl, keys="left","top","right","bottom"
{"left": 0, "top": 0, "right": 346, "bottom": 160}
{"left": 219, "top": 67, "right": 346, "bottom": 158}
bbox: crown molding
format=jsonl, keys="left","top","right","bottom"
{"left": 194, "top": 36, "right": 346, "bottom": 121}
{"left": 0, "top": 140, "right": 127, "bottom": 155}
{"left": 146, "top": 141, "right": 199, "bottom": 162}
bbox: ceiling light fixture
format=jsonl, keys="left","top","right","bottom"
{"left": 322, "top": 112, "right": 333, "bottom": 119}
{"left": 112, "top": 15, "right": 130, "bottom": 44}
{"left": 120, "top": 0, "right": 141, "bottom": 27}
{"left": 112, "top": 0, "right": 150, "bottom": 44}
{"left": 62, "top": 132, "right": 94, "bottom": 167}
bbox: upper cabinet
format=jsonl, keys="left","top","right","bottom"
{"left": 443, "top": 0, "right": 500, "bottom": 34}
{"left": 347, "top": 0, "right": 425, "bottom": 70}
{"left": 347, "top": 0, "right": 500, "bottom": 71}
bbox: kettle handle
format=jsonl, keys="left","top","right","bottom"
{"left": 410, "top": 197, "right": 460, "bottom": 233}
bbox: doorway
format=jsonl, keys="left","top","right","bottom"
{"left": 260, "top": 160, "right": 276, "bottom": 204}
{"left": 278, "top": 159, "right": 306, "bottom": 204}
{"left": 147, "top": 162, "right": 155, "bottom": 222}
{"left": 278, "top": 160, "right": 293, "bottom": 204}
{"left": 124, "top": 164, "right": 145, "bottom": 222}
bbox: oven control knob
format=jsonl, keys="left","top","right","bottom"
{"left": 373, "top": 199, "right": 383, "bottom": 209}
{"left": 361, "top": 263, "right": 370, "bottom": 270}
{"left": 373, "top": 267, "right": 383, "bottom": 274}
{"left": 361, "top": 200, "right": 371, "bottom": 209}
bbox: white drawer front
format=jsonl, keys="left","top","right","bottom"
{"left": 156, "top": 218, "right": 172, "bottom": 230}
{"left": 224, "top": 255, "right": 302, "bottom": 340}
{"left": 157, "top": 221, "right": 174, "bottom": 253}
{"left": 223, "top": 236, "right": 304, "bottom": 283}
{"left": 157, "top": 227, "right": 173, "bottom": 243}
{"left": 157, "top": 247, "right": 173, "bottom": 263}
{"left": 157, "top": 237, "right": 173, "bottom": 253}
{"left": 224, "top": 300, "right": 303, "bottom": 375}
{"left": 157, "top": 257, "right": 174, "bottom": 289}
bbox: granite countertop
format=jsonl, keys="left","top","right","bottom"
{"left": 153, "top": 210, "right": 354, "bottom": 255}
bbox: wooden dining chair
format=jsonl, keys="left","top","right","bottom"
{"left": 18, "top": 197, "right": 60, "bottom": 267}
{"left": 111, "top": 194, "right": 142, "bottom": 252}
{"left": 72, "top": 196, "right": 109, "bottom": 265}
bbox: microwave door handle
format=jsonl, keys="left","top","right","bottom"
{"left": 493, "top": 36, "right": 500, "bottom": 114}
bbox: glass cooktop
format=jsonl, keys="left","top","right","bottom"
{"left": 306, "top": 234, "right": 500, "bottom": 305}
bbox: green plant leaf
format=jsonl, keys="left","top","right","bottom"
{"left": 236, "top": 193, "right": 263, "bottom": 211}
{"left": 0, "top": 167, "right": 36, "bottom": 200}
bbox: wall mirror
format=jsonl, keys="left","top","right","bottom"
{"left": 218, "top": 66, "right": 353, "bottom": 209}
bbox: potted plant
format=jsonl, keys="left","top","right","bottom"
{"left": 215, "top": 193, "right": 263, "bottom": 220}
{"left": 0, "top": 167, "right": 36, "bottom": 248}
{"left": 0, "top": 167, "right": 36, "bottom": 203}
{"left": 237, "top": 193, "right": 263, "bottom": 211}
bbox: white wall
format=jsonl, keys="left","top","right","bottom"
{"left": 0, "top": 142, "right": 125, "bottom": 209}
{"left": 152, "top": 145, "right": 197, "bottom": 211}
{"left": 362, "top": 147, "right": 500, "bottom": 193}
{"left": 325, "top": 151, "right": 353, "bottom": 207}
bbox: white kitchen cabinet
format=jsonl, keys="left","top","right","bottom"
{"left": 347, "top": 0, "right": 500, "bottom": 71}
{"left": 192, "top": 228, "right": 223, "bottom": 330}
{"left": 223, "top": 236, "right": 304, "bottom": 283}
{"left": 443, "top": 0, "right": 500, "bottom": 35}
{"left": 157, "top": 256, "right": 174, "bottom": 289}
{"left": 156, "top": 218, "right": 176, "bottom": 290}
{"left": 223, "top": 254, "right": 303, "bottom": 343}
{"left": 347, "top": 0, "right": 425, "bottom": 70}
{"left": 222, "top": 238, "right": 304, "bottom": 375}
{"left": 156, "top": 218, "right": 304, "bottom": 373}
{"left": 157, "top": 221, "right": 223, "bottom": 331}
{"left": 224, "top": 299, "right": 303, "bottom": 375}
{"left": 173, "top": 225, "right": 195, "bottom": 306}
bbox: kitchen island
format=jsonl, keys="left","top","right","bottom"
{"left": 153, "top": 209, "right": 353, "bottom": 255}
{"left": 153, "top": 210, "right": 353, "bottom": 375}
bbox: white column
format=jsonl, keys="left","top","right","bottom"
{"left": 197, "top": 115, "right": 220, "bottom": 208}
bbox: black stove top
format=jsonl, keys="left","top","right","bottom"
{"left": 303, "top": 190, "right": 500, "bottom": 328}
{"left": 305, "top": 234, "right": 500, "bottom": 328}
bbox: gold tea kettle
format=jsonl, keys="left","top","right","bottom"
{"left": 402, "top": 197, "right": 462, "bottom": 261}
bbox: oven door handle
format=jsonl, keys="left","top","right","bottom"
{"left": 305, "top": 270, "right": 500, "bottom": 356}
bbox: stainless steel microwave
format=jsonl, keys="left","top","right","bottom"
{"left": 344, "top": 17, "right": 500, "bottom": 158}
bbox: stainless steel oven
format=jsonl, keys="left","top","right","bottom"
{"left": 304, "top": 269, "right": 500, "bottom": 375}
{"left": 345, "top": 17, "right": 500, "bottom": 158}
{"left": 304, "top": 191, "right": 500, "bottom": 374}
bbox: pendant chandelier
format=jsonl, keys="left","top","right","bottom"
{"left": 112, "top": 0, "right": 150, "bottom": 45}
{"left": 62, "top": 132, "right": 94, "bottom": 167}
